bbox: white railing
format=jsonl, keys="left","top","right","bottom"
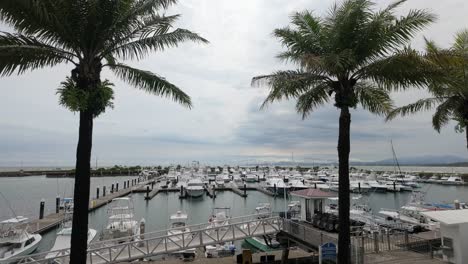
{"left": 6, "top": 215, "right": 281, "bottom": 264}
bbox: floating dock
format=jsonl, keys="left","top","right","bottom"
{"left": 24, "top": 180, "right": 151, "bottom": 234}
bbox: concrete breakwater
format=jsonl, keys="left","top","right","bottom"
{"left": 0, "top": 169, "right": 144, "bottom": 178}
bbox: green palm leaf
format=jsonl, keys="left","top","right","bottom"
{"left": 108, "top": 63, "right": 192, "bottom": 108}
{"left": 354, "top": 82, "right": 393, "bottom": 115}
{"left": 0, "top": 32, "right": 76, "bottom": 76}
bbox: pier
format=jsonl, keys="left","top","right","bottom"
{"left": 255, "top": 186, "right": 277, "bottom": 197}
{"left": 13, "top": 214, "right": 281, "bottom": 264}
{"left": 228, "top": 182, "right": 248, "bottom": 197}
{"left": 10, "top": 217, "right": 443, "bottom": 264}
{"left": 23, "top": 180, "right": 152, "bottom": 235}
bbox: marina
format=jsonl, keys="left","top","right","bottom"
{"left": 0, "top": 165, "right": 467, "bottom": 263}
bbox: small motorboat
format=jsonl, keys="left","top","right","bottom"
{"left": 101, "top": 198, "right": 141, "bottom": 242}
{"left": 45, "top": 206, "right": 97, "bottom": 260}
{"left": 0, "top": 216, "right": 42, "bottom": 263}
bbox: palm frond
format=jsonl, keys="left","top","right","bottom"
{"left": 296, "top": 83, "right": 331, "bottom": 119}
{"left": 111, "top": 28, "right": 208, "bottom": 60}
{"left": 108, "top": 62, "right": 192, "bottom": 108}
{"left": 0, "top": 32, "right": 76, "bottom": 76}
{"left": 354, "top": 82, "right": 394, "bottom": 115}
{"left": 386, "top": 97, "right": 442, "bottom": 121}
{"left": 0, "top": 0, "right": 81, "bottom": 54}
{"left": 432, "top": 97, "right": 457, "bottom": 132}
{"left": 252, "top": 70, "right": 330, "bottom": 109}
{"left": 356, "top": 47, "right": 439, "bottom": 90}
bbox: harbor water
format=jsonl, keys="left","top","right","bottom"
{"left": 0, "top": 169, "right": 468, "bottom": 255}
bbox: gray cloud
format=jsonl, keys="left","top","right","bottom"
{"left": 0, "top": 0, "right": 467, "bottom": 166}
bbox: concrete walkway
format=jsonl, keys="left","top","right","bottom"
{"left": 365, "top": 251, "right": 447, "bottom": 264}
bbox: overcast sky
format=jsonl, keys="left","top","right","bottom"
{"left": 0, "top": 0, "right": 467, "bottom": 166}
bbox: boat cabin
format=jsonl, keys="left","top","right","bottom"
{"left": 170, "top": 211, "right": 188, "bottom": 229}
{"left": 290, "top": 189, "right": 337, "bottom": 222}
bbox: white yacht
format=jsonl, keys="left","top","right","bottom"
{"left": 245, "top": 174, "right": 258, "bottom": 183}
{"left": 265, "top": 178, "right": 289, "bottom": 195}
{"left": 46, "top": 208, "right": 97, "bottom": 259}
{"left": 442, "top": 176, "right": 464, "bottom": 185}
{"left": 186, "top": 178, "right": 205, "bottom": 198}
{"left": 101, "top": 198, "right": 141, "bottom": 242}
{"left": 0, "top": 217, "right": 42, "bottom": 262}
{"left": 205, "top": 208, "right": 236, "bottom": 258}
{"left": 167, "top": 211, "right": 196, "bottom": 260}
{"left": 255, "top": 203, "right": 272, "bottom": 217}
{"left": 288, "top": 179, "right": 308, "bottom": 191}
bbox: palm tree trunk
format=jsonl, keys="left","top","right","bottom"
{"left": 466, "top": 128, "right": 468, "bottom": 150}
{"left": 70, "top": 109, "right": 93, "bottom": 264}
{"left": 337, "top": 106, "right": 351, "bottom": 264}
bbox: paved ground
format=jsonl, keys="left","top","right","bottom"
{"left": 128, "top": 248, "right": 313, "bottom": 264}
{"left": 365, "top": 251, "right": 447, "bottom": 264}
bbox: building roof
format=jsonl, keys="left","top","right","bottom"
{"left": 421, "top": 209, "right": 468, "bottom": 225}
{"left": 290, "top": 188, "right": 337, "bottom": 199}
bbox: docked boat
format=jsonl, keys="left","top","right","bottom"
{"left": 441, "top": 176, "right": 464, "bottom": 185}
{"left": 0, "top": 216, "right": 42, "bottom": 263}
{"left": 46, "top": 204, "right": 97, "bottom": 260}
{"left": 186, "top": 178, "right": 205, "bottom": 198}
{"left": 244, "top": 235, "right": 280, "bottom": 252}
{"left": 167, "top": 211, "right": 196, "bottom": 260}
{"left": 288, "top": 179, "right": 308, "bottom": 191}
{"left": 245, "top": 174, "right": 258, "bottom": 183}
{"left": 205, "top": 208, "right": 236, "bottom": 258}
{"left": 101, "top": 197, "right": 141, "bottom": 242}
{"left": 255, "top": 203, "right": 272, "bottom": 218}
{"left": 45, "top": 219, "right": 97, "bottom": 259}
{"left": 265, "top": 178, "right": 289, "bottom": 195}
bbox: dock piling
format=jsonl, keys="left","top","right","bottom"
{"left": 111, "top": 184, "right": 114, "bottom": 193}
{"left": 243, "top": 183, "right": 247, "bottom": 197}
{"left": 103, "top": 186, "right": 106, "bottom": 196}
{"left": 358, "top": 182, "right": 361, "bottom": 193}
{"left": 116, "top": 183, "right": 119, "bottom": 192}
{"left": 146, "top": 186, "right": 150, "bottom": 199}
{"left": 55, "top": 196, "right": 60, "bottom": 214}
{"left": 124, "top": 181, "right": 127, "bottom": 189}
{"left": 39, "top": 199, "right": 45, "bottom": 219}
{"left": 96, "top": 187, "right": 100, "bottom": 199}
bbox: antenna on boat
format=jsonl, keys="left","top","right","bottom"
{"left": 0, "top": 191, "right": 18, "bottom": 219}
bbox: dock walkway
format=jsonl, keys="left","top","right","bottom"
{"left": 25, "top": 180, "right": 151, "bottom": 234}
{"left": 228, "top": 183, "right": 248, "bottom": 197}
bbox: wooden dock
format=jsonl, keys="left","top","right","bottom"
{"left": 255, "top": 186, "right": 277, "bottom": 197}
{"left": 144, "top": 186, "right": 160, "bottom": 200}
{"left": 229, "top": 183, "right": 248, "bottom": 197}
{"left": 24, "top": 181, "right": 151, "bottom": 234}
{"left": 204, "top": 185, "right": 216, "bottom": 198}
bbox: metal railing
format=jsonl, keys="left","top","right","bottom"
{"left": 5, "top": 214, "right": 282, "bottom": 264}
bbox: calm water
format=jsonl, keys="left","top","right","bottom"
{"left": 0, "top": 175, "right": 139, "bottom": 220}
{"left": 1, "top": 175, "right": 468, "bottom": 254}
{"left": 356, "top": 166, "right": 468, "bottom": 173}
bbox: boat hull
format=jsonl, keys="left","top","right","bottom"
{"left": 186, "top": 188, "right": 204, "bottom": 197}
{"left": 0, "top": 234, "right": 41, "bottom": 263}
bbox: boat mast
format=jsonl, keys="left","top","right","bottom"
{"left": 391, "top": 140, "right": 402, "bottom": 175}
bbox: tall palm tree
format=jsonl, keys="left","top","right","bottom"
{"left": 252, "top": 0, "right": 436, "bottom": 262}
{"left": 0, "top": 1, "right": 207, "bottom": 263}
{"left": 387, "top": 30, "right": 468, "bottom": 149}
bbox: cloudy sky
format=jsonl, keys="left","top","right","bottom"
{"left": 0, "top": 0, "right": 467, "bottom": 166}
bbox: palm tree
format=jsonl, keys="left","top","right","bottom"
{"left": 0, "top": 1, "right": 207, "bottom": 263}
{"left": 387, "top": 30, "right": 468, "bottom": 149}
{"left": 252, "top": 0, "right": 436, "bottom": 262}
